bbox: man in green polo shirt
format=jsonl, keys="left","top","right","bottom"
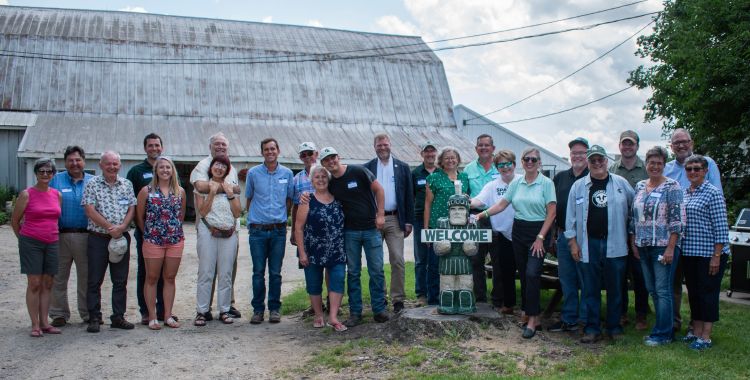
{"left": 463, "top": 134, "right": 499, "bottom": 304}
{"left": 609, "top": 129, "right": 649, "bottom": 331}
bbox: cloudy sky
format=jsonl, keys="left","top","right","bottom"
{"left": 4, "top": 0, "right": 667, "bottom": 157}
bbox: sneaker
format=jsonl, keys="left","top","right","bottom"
{"left": 269, "top": 311, "right": 281, "bottom": 323}
{"left": 111, "top": 318, "right": 135, "bottom": 330}
{"left": 393, "top": 302, "right": 405, "bottom": 314}
{"left": 681, "top": 331, "right": 698, "bottom": 343}
{"left": 521, "top": 327, "right": 536, "bottom": 339}
{"left": 250, "top": 312, "right": 264, "bottom": 324}
{"left": 86, "top": 318, "right": 100, "bottom": 333}
{"left": 373, "top": 311, "right": 390, "bottom": 323}
{"left": 343, "top": 314, "right": 362, "bottom": 327}
{"left": 581, "top": 333, "right": 601, "bottom": 344}
{"left": 644, "top": 335, "right": 672, "bottom": 347}
{"left": 227, "top": 306, "right": 242, "bottom": 319}
{"left": 689, "top": 338, "right": 712, "bottom": 351}
{"left": 50, "top": 317, "right": 66, "bottom": 327}
{"left": 547, "top": 321, "right": 579, "bottom": 332}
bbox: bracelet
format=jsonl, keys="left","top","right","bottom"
{"left": 536, "top": 234, "right": 544, "bottom": 240}
{"left": 226, "top": 196, "right": 236, "bottom": 200}
{"left": 482, "top": 210, "right": 489, "bottom": 219}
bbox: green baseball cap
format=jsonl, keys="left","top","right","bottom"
{"left": 587, "top": 144, "right": 607, "bottom": 159}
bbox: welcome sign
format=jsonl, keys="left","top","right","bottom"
{"left": 421, "top": 229, "right": 493, "bottom": 243}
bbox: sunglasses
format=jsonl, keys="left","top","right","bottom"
{"left": 37, "top": 169, "right": 55, "bottom": 175}
{"left": 495, "top": 162, "right": 513, "bottom": 169}
{"left": 299, "top": 151, "right": 314, "bottom": 158}
{"left": 685, "top": 166, "right": 704, "bottom": 173}
{"left": 522, "top": 157, "right": 539, "bottom": 164}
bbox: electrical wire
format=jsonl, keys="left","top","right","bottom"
{"left": 0, "top": 12, "right": 658, "bottom": 65}
{"left": 466, "top": 85, "right": 635, "bottom": 125}
{"left": 464, "top": 20, "right": 654, "bottom": 122}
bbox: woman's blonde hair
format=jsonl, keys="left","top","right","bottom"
{"left": 437, "top": 146, "right": 462, "bottom": 169}
{"left": 150, "top": 156, "right": 182, "bottom": 194}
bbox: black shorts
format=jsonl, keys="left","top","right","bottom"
{"left": 18, "top": 235, "right": 59, "bottom": 275}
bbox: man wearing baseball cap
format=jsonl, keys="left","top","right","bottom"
{"left": 412, "top": 141, "right": 438, "bottom": 306}
{"left": 609, "top": 130, "right": 649, "bottom": 330}
{"left": 565, "top": 144, "right": 635, "bottom": 343}
{"left": 549, "top": 137, "right": 589, "bottom": 333}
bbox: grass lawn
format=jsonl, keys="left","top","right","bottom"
{"left": 283, "top": 262, "right": 750, "bottom": 378}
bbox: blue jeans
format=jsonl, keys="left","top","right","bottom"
{"left": 413, "top": 219, "right": 428, "bottom": 298}
{"left": 639, "top": 246, "right": 674, "bottom": 339}
{"left": 344, "top": 229, "right": 386, "bottom": 315}
{"left": 557, "top": 233, "right": 584, "bottom": 324}
{"left": 304, "top": 263, "right": 346, "bottom": 295}
{"left": 248, "top": 226, "right": 286, "bottom": 313}
{"left": 580, "top": 238, "right": 626, "bottom": 335}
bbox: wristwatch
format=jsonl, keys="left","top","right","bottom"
{"left": 536, "top": 234, "right": 544, "bottom": 240}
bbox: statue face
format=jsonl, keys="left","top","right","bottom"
{"left": 449, "top": 205, "right": 468, "bottom": 225}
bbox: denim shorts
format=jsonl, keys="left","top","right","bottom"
{"left": 304, "top": 263, "right": 346, "bottom": 295}
{"left": 19, "top": 235, "right": 59, "bottom": 275}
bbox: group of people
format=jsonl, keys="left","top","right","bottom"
{"left": 11, "top": 128, "right": 729, "bottom": 350}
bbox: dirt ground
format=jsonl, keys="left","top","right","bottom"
{"left": 0, "top": 223, "right": 565, "bottom": 379}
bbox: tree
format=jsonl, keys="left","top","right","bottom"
{"left": 629, "top": 0, "right": 750, "bottom": 217}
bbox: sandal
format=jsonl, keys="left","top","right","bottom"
{"left": 148, "top": 320, "right": 161, "bottom": 330}
{"left": 328, "top": 322, "right": 348, "bottom": 332}
{"left": 219, "top": 312, "right": 234, "bottom": 324}
{"left": 30, "top": 328, "right": 43, "bottom": 337}
{"left": 41, "top": 326, "right": 62, "bottom": 334}
{"left": 194, "top": 313, "right": 207, "bottom": 327}
{"left": 165, "top": 317, "right": 180, "bottom": 328}
{"left": 313, "top": 317, "right": 325, "bottom": 328}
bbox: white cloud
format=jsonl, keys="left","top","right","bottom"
{"left": 262, "top": 15, "right": 273, "bottom": 23}
{"left": 0, "top": 0, "right": 8, "bottom": 5}
{"left": 378, "top": 0, "right": 665, "bottom": 157}
{"left": 307, "top": 19, "right": 323, "bottom": 28}
{"left": 375, "top": 15, "right": 420, "bottom": 36}
{"left": 119, "top": 6, "right": 147, "bottom": 13}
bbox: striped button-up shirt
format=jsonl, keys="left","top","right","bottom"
{"left": 682, "top": 182, "right": 729, "bottom": 257}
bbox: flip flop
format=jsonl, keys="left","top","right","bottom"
{"left": 30, "top": 328, "right": 43, "bottom": 337}
{"left": 165, "top": 317, "right": 180, "bottom": 328}
{"left": 148, "top": 320, "right": 161, "bottom": 330}
{"left": 313, "top": 317, "right": 325, "bottom": 328}
{"left": 327, "top": 322, "right": 348, "bottom": 332}
{"left": 41, "top": 326, "right": 62, "bottom": 334}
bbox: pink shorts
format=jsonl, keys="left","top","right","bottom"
{"left": 143, "top": 240, "right": 185, "bottom": 259}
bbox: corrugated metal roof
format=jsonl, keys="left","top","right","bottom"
{"left": 18, "top": 112, "right": 477, "bottom": 166}
{"left": 0, "top": 6, "right": 453, "bottom": 128}
{"left": 0, "top": 110, "right": 36, "bottom": 127}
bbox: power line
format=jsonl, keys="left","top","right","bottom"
{"left": 0, "top": 0, "right": 649, "bottom": 62}
{"left": 465, "top": 20, "right": 654, "bottom": 122}
{"left": 466, "top": 85, "right": 635, "bottom": 125}
{"left": 0, "top": 12, "right": 658, "bottom": 65}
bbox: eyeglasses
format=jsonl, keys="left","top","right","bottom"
{"left": 212, "top": 163, "right": 228, "bottom": 170}
{"left": 522, "top": 157, "right": 539, "bottom": 164}
{"left": 685, "top": 166, "right": 704, "bottom": 173}
{"left": 588, "top": 157, "right": 606, "bottom": 165}
{"left": 672, "top": 139, "right": 691, "bottom": 147}
{"left": 37, "top": 169, "right": 55, "bottom": 175}
{"left": 299, "top": 151, "right": 314, "bottom": 158}
{"left": 496, "top": 161, "right": 513, "bottom": 169}
{"left": 570, "top": 151, "right": 587, "bottom": 157}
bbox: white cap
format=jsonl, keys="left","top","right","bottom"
{"left": 319, "top": 147, "right": 338, "bottom": 161}
{"left": 108, "top": 236, "right": 128, "bottom": 263}
{"left": 297, "top": 142, "right": 317, "bottom": 154}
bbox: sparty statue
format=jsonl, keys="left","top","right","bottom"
{"left": 432, "top": 182, "right": 481, "bottom": 314}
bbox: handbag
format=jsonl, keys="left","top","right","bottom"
{"left": 201, "top": 218, "right": 235, "bottom": 238}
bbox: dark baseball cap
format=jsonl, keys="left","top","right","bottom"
{"left": 619, "top": 130, "right": 639, "bottom": 144}
{"left": 568, "top": 137, "right": 589, "bottom": 149}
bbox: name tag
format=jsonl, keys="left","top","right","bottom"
{"left": 61, "top": 188, "right": 72, "bottom": 193}
{"left": 148, "top": 193, "right": 160, "bottom": 198}
{"left": 143, "top": 173, "right": 153, "bottom": 179}
{"left": 118, "top": 198, "right": 130, "bottom": 205}
{"left": 576, "top": 197, "right": 585, "bottom": 205}
{"left": 417, "top": 179, "right": 426, "bottom": 186}
{"left": 491, "top": 174, "right": 500, "bottom": 179}
{"left": 347, "top": 181, "right": 358, "bottom": 189}
{"left": 279, "top": 179, "right": 288, "bottom": 184}
{"left": 650, "top": 192, "right": 662, "bottom": 199}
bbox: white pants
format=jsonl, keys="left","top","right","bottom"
{"left": 196, "top": 222, "right": 238, "bottom": 314}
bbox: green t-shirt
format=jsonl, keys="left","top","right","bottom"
{"left": 426, "top": 169, "right": 469, "bottom": 228}
{"left": 609, "top": 156, "right": 647, "bottom": 189}
{"left": 502, "top": 172, "right": 556, "bottom": 221}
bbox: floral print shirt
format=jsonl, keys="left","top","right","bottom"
{"left": 631, "top": 178, "right": 685, "bottom": 247}
{"left": 81, "top": 176, "right": 136, "bottom": 234}
{"left": 143, "top": 186, "right": 184, "bottom": 246}
{"left": 303, "top": 195, "right": 346, "bottom": 267}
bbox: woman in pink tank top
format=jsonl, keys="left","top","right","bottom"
{"left": 11, "top": 158, "right": 63, "bottom": 337}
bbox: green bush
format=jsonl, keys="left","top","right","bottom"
{"left": 0, "top": 185, "right": 17, "bottom": 212}
{"left": 0, "top": 211, "right": 7, "bottom": 225}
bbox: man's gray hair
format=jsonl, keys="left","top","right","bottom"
{"left": 209, "top": 132, "right": 228, "bottom": 147}
{"left": 671, "top": 128, "right": 692, "bottom": 142}
{"left": 100, "top": 150, "right": 121, "bottom": 162}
